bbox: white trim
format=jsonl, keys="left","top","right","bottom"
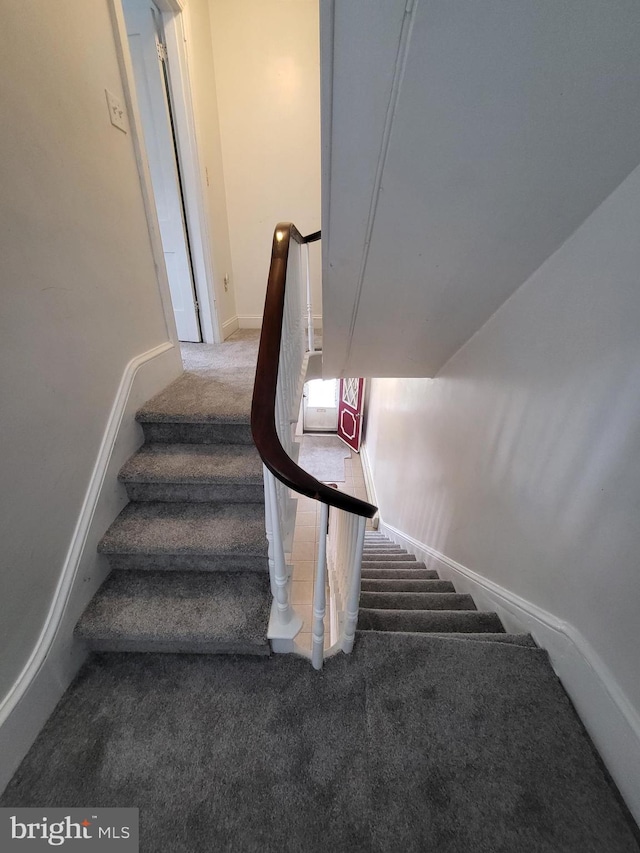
{"left": 112, "top": 0, "right": 223, "bottom": 344}
{"left": 108, "top": 0, "right": 179, "bottom": 346}
{"left": 0, "top": 342, "right": 181, "bottom": 794}
{"left": 163, "top": 7, "right": 223, "bottom": 344}
{"left": 237, "top": 315, "right": 264, "bottom": 329}
{"left": 0, "top": 340, "right": 173, "bottom": 728}
{"left": 359, "top": 444, "right": 379, "bottom": 529}
{"left": 222, "top": 315, "right": 239, "bottom": 339}
{"left": 378, "top": 517, "right": 640, "bottom": 824}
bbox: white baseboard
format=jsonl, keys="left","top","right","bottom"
{"left": 379, "top": 518, "right": 640, "bottom": 825}
{"left": 222, "top": 315, "right": 239, "bottom": 339}
{"left": 0, "top": 341, "right": 182, "bottom": 795}
{"left": 237, "top": 315, "right": 263, "bottom": 329}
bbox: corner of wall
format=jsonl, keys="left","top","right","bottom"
{"left": 0, "top": 342, "right": 182, "bottom": 795}
{"left": 222, "top": 315, "right": 239, "bottom": 339}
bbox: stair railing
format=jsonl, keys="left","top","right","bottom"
{"left": 251, "top": 223, "right": 377, "bottom": 669}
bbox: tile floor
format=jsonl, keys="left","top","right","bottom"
{"left": 291, "top": 446, "right": 373, "bottom": 653}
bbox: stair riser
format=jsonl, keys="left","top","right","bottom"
{"left": 123, "top": 482, "right": 264, "bottom": 504}
{"left": 354, "top": 630, "right": 536, "bottom": 647}
{"left": 103, "top": 554, "right": 268, "bottom": 573}
{"left": 358, "top": 610, "right": 504, "bottom": 633}
{"left": 139, "top": 421, "right": 253, "bottom": 445}
{"left": 360, "top": 554, "right": 416, "bottom": 562}
{"left": 427, "top": 633, "right": 537, "bottom": 647}
{"left": 360, "top": 580, "right": 455, "bottom": 593}
{"left": 360, "top": 569, "right": 439, "bottom": 579}
{"left": 362, "top": 550, "right": 406, "bottom": 556}
{"left": 359, "top": 593, "right": 476, "bottom": 611}
{"left": 80, "top": 637, "right": 271, "bottom": 655}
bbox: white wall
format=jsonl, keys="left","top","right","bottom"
{"left": 208, "top": 0, "right": 322, "bottom": 327}
{"left": 364, "top": 164, "right": 640, "bottom": 810}
{"left": 0, "top": 0, "right": 181, "bottom": 783}
{"left": 184, "top": 0, "right": 237, "bottom": 336}
{"left": 321, "top": 0, "right": 640, "bottom": 379}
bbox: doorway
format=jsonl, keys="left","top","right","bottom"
{"left": 122, "top": 0, "right": 202, "bottom": 342}
{"left": 303, "top": 378, "right": 339, "bottom": 433}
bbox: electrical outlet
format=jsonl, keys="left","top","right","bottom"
{"left": 105, "top": 89, "right": 128, "bottom": 134}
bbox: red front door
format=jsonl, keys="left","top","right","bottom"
{"left": 337, "top": 378, "right": 365, "bottom": 452}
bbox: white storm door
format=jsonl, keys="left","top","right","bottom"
{"left": 303, "top": 379, "right": 339, "bottom": 432}
{"left": 122, "top": 0, "right": 201, "bottom": 342}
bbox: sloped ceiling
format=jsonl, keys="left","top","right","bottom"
{"left": 321, "top": 0, "right": 640, "bottom": 378}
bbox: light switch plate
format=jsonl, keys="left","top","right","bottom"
{"left": 105, "top": 89, "right": 128, "bottom": 134}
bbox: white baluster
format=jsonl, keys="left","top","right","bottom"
{"left": 265, "top": 466, "right": 295, "bottom": 626}
{"left": 263, "top": 464, "right": 277, "bottom": 598}
{"left": 342, "top": 516, "right": 366, "bottom": 654}
{"left": 312, "top": 502, "right": 329, "bottom": 669}
{"left": 305, "top": 242, "right": 314, "bottom": 352}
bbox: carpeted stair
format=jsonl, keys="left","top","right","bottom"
{"left": 76, "top": 338, "right": 271, "bottom": 656}
{"left": 359, "top": 533, "right": 530, "bottom": 644}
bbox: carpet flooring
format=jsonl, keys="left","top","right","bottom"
{"left": 2, "top": 633, "right": 637, "bottom": 853}
{"left": 76, "top": 330, "right": 271, "bottom": 655}
{"left": 138, "top": 332, "right": 260, "bottom": 424}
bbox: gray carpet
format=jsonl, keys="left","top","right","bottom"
{"left": 298, "top": 435, "right": 351, "bottom": 481}
{"left": 359, "top": 535, "right": 504, "bottom": 634}
{"left": 2, "top": 634, "right": 638, "bottom": 852}
{"left": 138, "top": 331, "right": 260, "bottom": 424}
{"left": 119, "top": 443, "right": 264, "bottom": 503}
{"left": 76, "top": 329, "right": 271, "bottom": 655}
{"left": 76, "top": 571, "right": 271, "bottom": 655}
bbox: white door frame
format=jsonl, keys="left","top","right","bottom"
{"left": 109, "top": 0, "right": 223, "bottom": 344}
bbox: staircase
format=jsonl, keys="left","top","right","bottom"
{"left": 358, "top": 533, "right": 536, "bottom": 646}
{"left": 76, "top": 341, "right": 272, "bottom": 656}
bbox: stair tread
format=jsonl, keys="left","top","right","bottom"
{"left": 362, "top": 554, "right": 407, "bottom": 559}
{"left": 361, "top": 553, "right": 417, "bottom": 562}
{"left": 76, "top": 570, "right": 270, "bottom": 654}
{"left": 136, "top": 372, "right": 252, "bottom": 425}
{"left": 361, "top": 568, "right": 439, "bottom": 579}
{"left": 359, "top": 592, "right": 476, "bottom": 611}
{"left": 99, "top": 501, "right": 267, "bottom": 556}
{"left": 358, "top": 608, "right": 504, "bottom": 633}
{"left": 360, "top": 579, "right": 455, "bottom": 592}
{"left": 362, "top": 559, "right": 428, "bottom": 569}
{"left": 120, "top": 443, "right": 263, "bottom": 485}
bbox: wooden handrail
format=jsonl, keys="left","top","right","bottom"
{"left": 251, "top": 223, "right": 378, "bottom": 519}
